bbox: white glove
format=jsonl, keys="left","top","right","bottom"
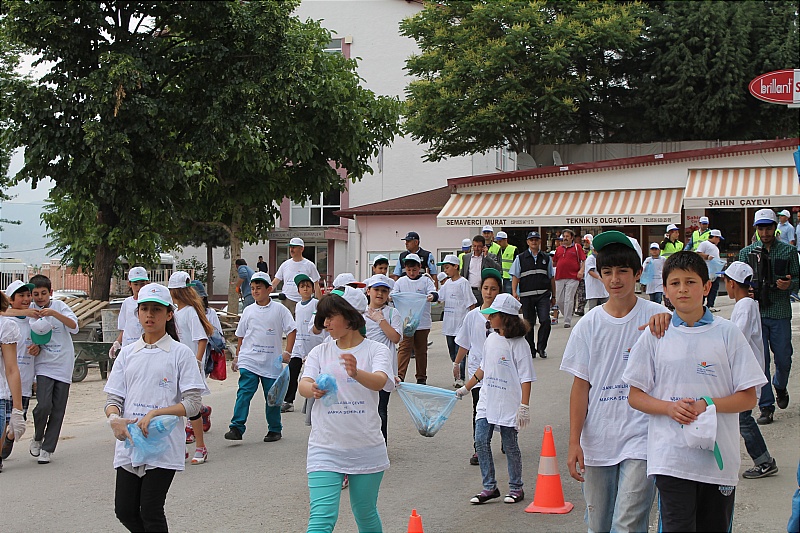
{"left": 109, "top": 341, "right": 121, "bottom": 359}
{"left": 455, "top": 386, "right": 469, "bottom": 399}
{"left": 516, "top": 404, "right": 530, "bottom": 429}
{"left": 8, "top": 408, "right": 26, "bottom": 440}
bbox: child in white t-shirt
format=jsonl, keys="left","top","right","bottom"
{"left": 453, "top": 267, "right": 503, "bottom": 466}
{"left": 104, "top": 283, "right": 208, "bottom": 532}
{"left": 456, "top": 293, "right": 535, "bottom": 505}
{"left": 363, "top": 274, "right": 402, "bottom": 443}
{"left": 642, "top": 243, "right": 666, "bottom": 304}
{"left": 226, "top": 272, "right": 296, "bottom": 443}
{"left": 0, "top": 290, "right": 25, "bottom": 472}
{"left": 283, "top": 274, "right": 321, "bottom": 414}
{"left": 582, "top": 251, "right": 608, "bottom": 310}
{"left": 623, "top": 252, "right": 766, "bottom": 532}
{"left": 437, "top": 254, "right": 477, "bottom": 387}
{"left": 111, "top": 267, "right": 150, "bottom": 358}
{"left": 561, "top": 231, "right": 664, "bottom": 533}
{"left": 28, "top": 274, "right": 79, "bottom": 464}
{"left": 721, "top": 261, "right": 778, "bottom": 479}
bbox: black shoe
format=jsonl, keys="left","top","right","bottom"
{"left": 538, "top": 349, "right": 547, "bottom": 359}
{"left": 757, "top": 410, "right": 774, "bottom": 425}
{"left": 1, "top": 434, "right": 14, "bottom": 460}
{"left": 416, "top": 379, "right": 427, "bottom": 385}
{"left": 575, "top": 311, "right": 584, "bottom": 316}
{"left": 469, "top": 453, "right": 479, "bottom": 466}
{"left": 224, "top": 427, "right": 243, "bottom": 440}
{"left": 263, "top": 431, "right": 282, "bottom": 442}
{"left": 470, "top": 488, "right": 501, "bottom": 504}
{"left": 743, "top": 458, "right": 778, "bottom": 479}
{"left": 775, "top": 387, "right": 789, "bottom": 409}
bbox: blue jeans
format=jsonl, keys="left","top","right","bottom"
{"left": 649, "top": 292, "right": 663, "bottom": 304}
{"left": 474, "top": 418, "right": 522, "bottom": 491}
{"left": 307, "top": 471, "right": 384, "bottom": 533}
{"left": 739, "top": 409, "right": 771, "bottom": 465}
{"left": 445, "top": 335, "right": 465, "bottom": 380}
{"left": 760, "top": 317, "right": 793, "bottom": 411}
{"left": 582, "top": 459, "right": 655, "bottom": 533}
{"left": 230, "top": 368, "right": 282, "bottom": 434}
{"left": 706, "top": 278, "right": 720, "bottom": 307}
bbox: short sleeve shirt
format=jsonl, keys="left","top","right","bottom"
{"left": 238, "top": 265, "right": 255, "bottom": 299}
{"left": 476, "top": 334, "right": 535, "bottom": 427}
{"left": 0, "top": 317, "right": 22, "bottom": 400}
{"left": 274, "top": 258, "right": 322, "bottom": 302}
{"left": 235, "top": 301, "right": 297, "bottom": 378}
{"left": 118, "top": 296, "right": 144, "bottom": 346}
{"left": 31, "top": 299, "right": 79, "bottom": 384}
{"left": 438, "top": 277, "right": 477, "bottom": 336}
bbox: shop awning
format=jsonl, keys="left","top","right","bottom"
{"left": 436, "top": 188, "right": 683, "bottom": 227}
{"left": 684, "top": 167, "right": 800, "bottom": 209}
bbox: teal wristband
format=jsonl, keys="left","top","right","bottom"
{"left": 702, "top": 396, "right": 714, "bottom": 407}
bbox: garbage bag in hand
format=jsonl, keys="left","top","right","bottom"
{"left": 639, "top": 260, "right": 655, "bottom": 286}
{"left": 391, "top": 292, "right": 428, "bottom": 337}
{"left": 707, "top": 257, "right": 726, "bottom": 280}
{"left": 125, "top": 415, "right": 180, "bottom": 464}
{"left": 316, "top": 373, "right": 339, "bottom": 407}
{"left": 267, "top": 357, "right": 291, "bottom": 407}
{"left": 396, "top": 382, "right": 458, "bottom": 437}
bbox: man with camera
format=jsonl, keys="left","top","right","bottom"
{"left": 739, "top": 209, "right": 800, "bottom": 425}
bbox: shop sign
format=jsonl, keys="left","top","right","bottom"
{"left": 438, "top": 214, "right": 681, "bottom": 227}
{"left": 684, "top": 197, "right": 783, "bottom": 209}
{"left": 265, "top": 229, "right": 325, "bottom": 240}
{"left": 748, "top": 70, "right": 800, "bottom": 105}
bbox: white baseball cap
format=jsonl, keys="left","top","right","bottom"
{"left": 403, "top": 253, "right": 422, "bottom": 265}
{"left": 666, "top": 224, "right": 679, "bottom": 232}
{"left": 682, "top": 404, "right": 723, "bottom": 470}
{"left": 30, "top": 317, "right": 53, "bottom": 345}
{"left": 720, "top": 261, "right": 753, "bottom": 284}
{"left": 709, "top": 229, "right": 724, "bottom": 239}
{"left": 137, "top": 283, "right": 175, "bottom": 308}
{"left": 753, "top": 209, "right": 778, "bottom": 226}
{"left": 583, "top": 234, "right": 593, "bottom": 242}
{"left": 480, "top": 293, "right": 522, "bottom": 316}
{"left": 167, "top": 271, "right": 192, "bottom": 289}
{"left": 365, "top": 274, "right": 394, "bottom": 290}
{"left": 699, "top": 216, "right": 710, "bottom": 224}
{"left": 289, "top": 237, "right": 305, "bottom": 247}
{"left": 330, "top": 285, "right": 368, "bottom": 314}
{"left": 495, "top": 231, "right": 508, "bottom": 240}
{"left": 649, "top": 242, "right": 660, "bottom": 250}
{"left": 251, "top": 272, "right": 272, "bottom": 285}
{"left": 436, "top": 254, "right": 460, "bottom": 267}
{"left": 482, "top": 225, "right": 494, "bottom": 233}
{"left": 778, "top": 209, "right": 791, "bottom": 217}
{"left": 128, "top": 266, "right": 149, "bottom": 282}
{"left": 461, "top": 238, "right": 471, "bottom": 249}
{"left": 437, "top": 272, "right": 448, "bottom": 282}
{"left": 5, "top": 280, "right": 34, "bottom": 297}
{"left": 372, "top": 254, "right": 389, "bottom": 266}
{"left": 333, "top": 272, "right": 366, "bottom": 288}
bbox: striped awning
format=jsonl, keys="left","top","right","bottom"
{"left": 684, "top": 167, "right": 800, "bottom": 209}
{"left": 437, "top": 189, "right": 684, "bottom": 227}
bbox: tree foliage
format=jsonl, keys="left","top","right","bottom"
{"left": 0, "top": 27, "right": 22, "bottom": 246}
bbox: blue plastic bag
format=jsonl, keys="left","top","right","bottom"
{"left": 391, "top": 292, "right": 428, "bottom": 337}
{"left": 396, "top": 382, "right": 458, "bottom": 437}
{"left": 267, "top": 356, "right": 290, "bottom": 407}
{"left": 640, "top": 260, "right": 655, "bottom": 286}
{"left": 707, "top": 257, "right": 726, "bottom": 280}
{"left": 125, "top": 415, "right": 180, "bottom": 464}
{"left": 315, "top": 373, "right": 339, "bottom": 407}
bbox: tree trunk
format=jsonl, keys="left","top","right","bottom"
{"left": 227, "top": 213, "right": 242, "bottom": 315}
{"left": 91, "top": 242, "right": 117, "bottom": 301}
{"left": 206, "top": 242, "right": 214, "bottom": 298}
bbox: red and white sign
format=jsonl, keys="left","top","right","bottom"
{"left": 748, "top": 69, "right": 800, "bottom": 105}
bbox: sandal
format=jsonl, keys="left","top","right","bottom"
{"left": 470, "top": 488, "right": 500, "bottom": 504}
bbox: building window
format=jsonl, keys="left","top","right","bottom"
{"left": 495, "top": 146, "right": 516, "bottom": 171}
{"left": 290, "top": 191, "right": 341, "bottom": 227}
{"left": 368, "top": 251, "right": 402, "bottom": 274}
{"left": 324, "top": 38, "right": 343, "bottom": 54}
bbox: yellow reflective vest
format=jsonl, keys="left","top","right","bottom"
{"left": 690, "top": 229, "right": 711, "bottom": 251}
{"left": 500, "top": 245, "right": 517, "bottom": 279}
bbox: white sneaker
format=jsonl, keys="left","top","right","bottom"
{"left": 281, "top": 402, "right": 294, "bottom": 413}
{"left": 454, "top": 379, "right": 465, "bottom": 388}
{"left": 38, "top": 450, "right": 51, "bottom": 464}
{"left": 30, "top": 439, "right": 41, "bottom": 457}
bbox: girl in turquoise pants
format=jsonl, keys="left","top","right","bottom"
{"left": 299, "top": 287, "right": 395, "bottom": 533}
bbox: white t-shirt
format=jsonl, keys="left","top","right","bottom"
{"left": 118, "top": 296, "right": 144, "bottom": 347}
{"left": 274, "top": 258, "right": 322, "bottom": 303}
{"left": 31, "top": 299, "right": 79, "bottom": 384}
{"left": 364, "top": 305, "right": 402, "bottom": 377}
{"left": 235, "top": 301, "right": 296, "bottom": 378}
{"left": 174, "top": 306, "right": 208, "bottom": 359}
{"left": 438, "top": 276, "right": 477, "bottom": 336}
{"left": 696, "top": 240, "right": 720, "bottom": 279}
{"left": 104, "top": 335, "right": 208, "bottom": 471}
{"left": 583, "top": 255, "right": 609, "bottom": 300}
{"left": 391, "top": 275, "right": 437, "bottom": 330}
{"left": 730, "top": 297, "right": 765, "bottom": 400}
{"left": 455, "top": 308, "right": 491, "bottom": 389}
{"left": 475, "top": 333, "right": 535, "bottom": 428}
{"left": 641, "top": 256, "right": 665, "bottom": 294}
{"left": 302, "top": 338, "right": 394, "bottom": 474}
{"left": 560, "top": 298, "right": 664, "bottom": 466}
{"left": 6, "top": 316, "right": 34, "bottom": 397}
{"left": 467, "top": 255, "right": 483, "bottom": 288}
{"left": 622, "top": 317, "right": 767, "bottom": 486}
{"left": 292, "top": 298, "right": 323, "bottom": 359}
{"left": 0, "top": 317, "right": 22, "bottom": 401}
{"left": 205, "top": 308, "right": 222, "bottom": 337}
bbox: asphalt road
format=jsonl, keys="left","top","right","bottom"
{"left": 2, "top": 296, "right": 798, "bottom": 532}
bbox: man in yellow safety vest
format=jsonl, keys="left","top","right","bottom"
{"left": 686, "top": 215, "right": 711, "bottom": 251}
{"left": 482, "top": 225, "right": 501, "bottom": 257}
{"left": 495, "top": 231, "right": 518, "bottom": 294}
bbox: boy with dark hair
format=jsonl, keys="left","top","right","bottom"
{"left": 624, "top": 251, "right": 766, "bottom": 531}
{"left": 561, "top": 231, "right": 664, "bottom": 533}
{"left": 27, "top": 274, "right": 79, "bottom": 464}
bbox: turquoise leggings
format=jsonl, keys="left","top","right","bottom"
{"left": 307, "top": 471, "right": 384, "bottom": 533}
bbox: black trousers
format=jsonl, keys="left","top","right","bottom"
{"left": 520, "top": 294, "right": 551, "bottom": 355}
{"left": 378, "top": 389, "right": 390, "bottom": 443}
{"left": 655, "top": 474, "right": 735, "bottom": 532}
{"left": 115, "top": 467, "right": 176, "bottom": 532}
{"left": 284, "top": 357, "right": 303, "bottom": 404}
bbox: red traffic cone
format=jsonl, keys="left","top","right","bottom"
{"left": 407, "top": 509, "right": 424, "bottom": 533}
{"left": 525, "top": 425, "right": 574, "bottom": 514}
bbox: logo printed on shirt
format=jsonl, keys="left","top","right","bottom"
{"left": 497, "top": 356, "right": 511, "bottom": 368}
{"left": 158, "top": 377, "right": 172, "bottom": 388}
{"left": 622, "top": 347, "right": 631, "bottom": 361}
{"left": 696, "top": 361, "right": 717, "bottom": 377}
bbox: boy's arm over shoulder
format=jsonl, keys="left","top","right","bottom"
{"left": 621, "top": 329, "right": 657, "bottom": 393}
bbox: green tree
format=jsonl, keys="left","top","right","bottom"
{"left": 400, "top": 0, "right": 645, "bottom": 160}
{"left": 0, "top": 29, "right": 22, "bottom": 246}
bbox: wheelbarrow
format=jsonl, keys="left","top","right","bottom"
{"left": 73, "top": 341, "right": 115, "bottom": 382}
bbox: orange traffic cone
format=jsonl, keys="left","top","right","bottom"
{"left": 407, "top": 509, "right": 424, "bottom": 533}
{"left": 525, "top": 425, "right": 574, "bottom": 514}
